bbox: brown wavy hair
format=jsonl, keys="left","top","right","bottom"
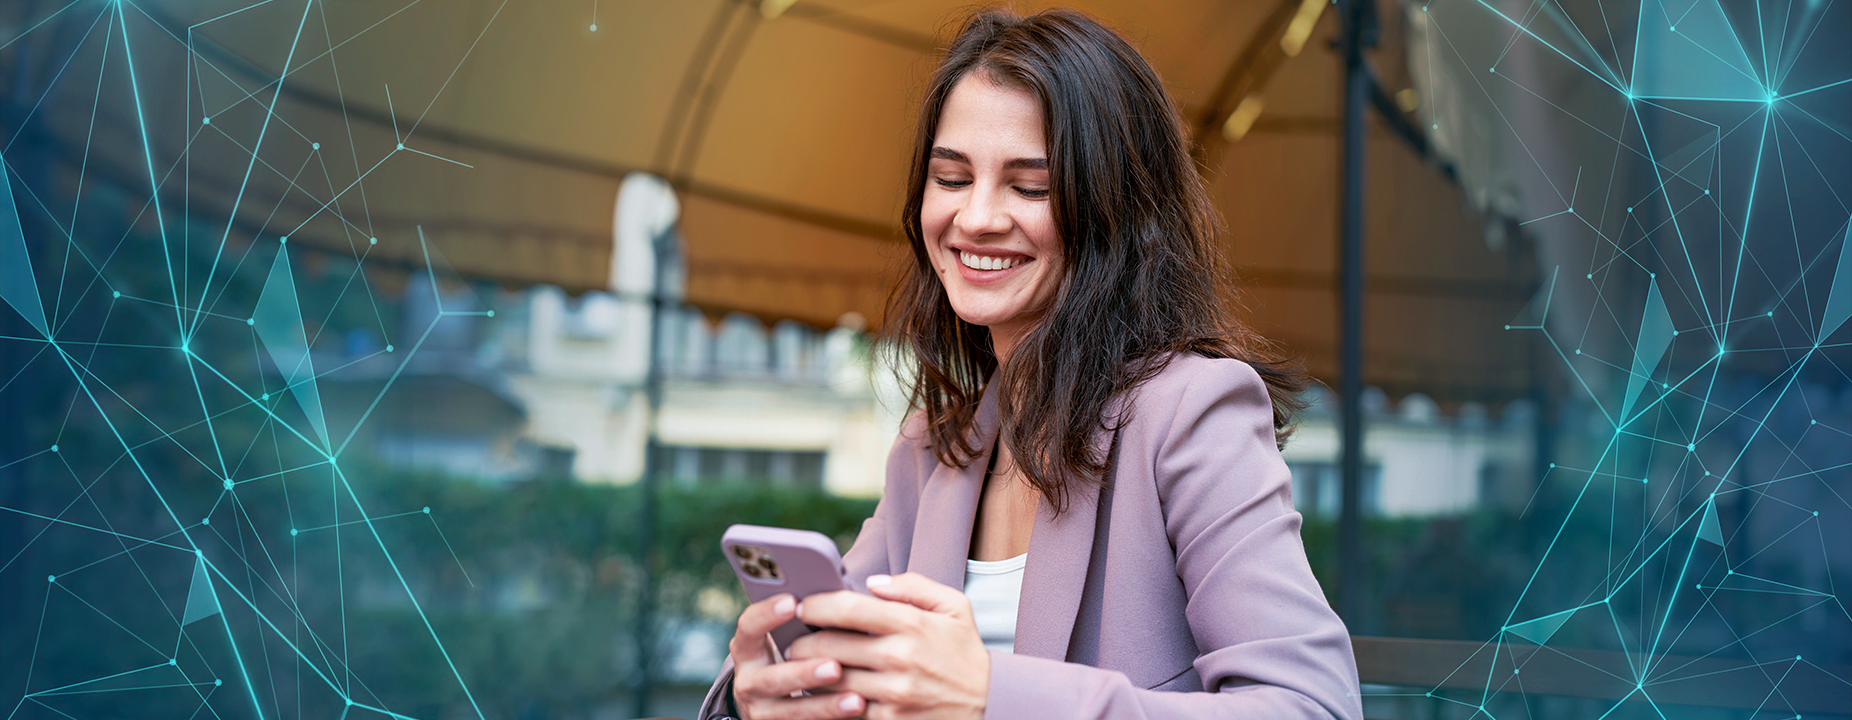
{"left": 883, "top": 7, "right": 1308, "bottom": 513}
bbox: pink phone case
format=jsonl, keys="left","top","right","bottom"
{"left": 722, "top": 524, "right": 858, "bottom": 653}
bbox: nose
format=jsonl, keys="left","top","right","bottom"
{"left": 953, "top": 184, "right": 1014, "bottom": 238}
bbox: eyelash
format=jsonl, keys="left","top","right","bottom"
{"left": 934, "top": 178, "right": 1050, "bottom": 199}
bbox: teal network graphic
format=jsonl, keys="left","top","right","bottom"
{"left": 0, "top": 1, "right": 1848, "bottom": 719}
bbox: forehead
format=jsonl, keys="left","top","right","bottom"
{"left": 934, "top": 72, "right": 1046, "bottom": 155}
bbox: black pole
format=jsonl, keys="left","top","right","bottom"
{"left": 631, "top": 226, "right": 674, "bottom": 718}
{"left": 1336, "top": 0, "right": 1376, "bottom": 629}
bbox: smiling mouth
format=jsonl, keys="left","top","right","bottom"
{"left": 958, "top": 250, "right": 1029, "bottom": 271}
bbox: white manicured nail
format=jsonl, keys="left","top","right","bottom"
{"left": 866, "top": 574, "right": 892, "bottom": 587}
{"left": 816, "top": 660, "right": 838, "bottom": 678}
{"left": 840, "top": 694, "right": 861, "bottom": 713}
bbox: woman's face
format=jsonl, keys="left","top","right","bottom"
{"left": 921, "top": 72, "right": 1063, "bottom": 359}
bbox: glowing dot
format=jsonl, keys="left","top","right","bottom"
{"left": 1672, "top": 330, "right": 1679, "bottom": 336}
{"left": 1650, "top": 272, "right": 1656, "bottom": 279}
{"left": 1812, "top": 419, "right": 1818, "bottom": 425}
{"left": 1432, "top": 124, "right": 1438, "bottom": 130}
{"left": 1728, "top": 569, "right": 1735, "bottom": 575}
{"left": 180, "top": 343, "right": 189, "bottom": 354}
{"left": 1488, "top": 67, "right": 1496, "bottom": 73}
{"left": 113, "top": 291, "right": 121, "bottom": 298}
{"left": 1816, "top": 511, "right": 1821, "bottom": 516}
{"left": 261, "top": 393, "right": 270, "bottom": 401}
{"left": 396, "top": 143, "right": 405, "bottom": 150}
{"left": 1662, "top": 383, "right": 1669, "bottom": 389}
{"left": 50, "top": 445, "right": 58, "bottom": 452}
{"left": 312, "top": 142, "right": 321, "bottom": 150}
{"left": 1627, "top": 207, "right": 1634, "bottom": 213}
{"left": 369, "top": 237, "right": 378, "bottom": 245}
{"left": 1586, "top": 273, "right": 1593, "bottom": 279}
{"left": 1549, "top": 463, "right": 1556, "bottom": 468}
{"left": 279, "top": 236, "right": 288, "bottom": 245}
{"left": 169, "top": 658, "right": 177, "bottom": 666}
{"left": 346, "top": 699, "right": 354, "bottom": 707}
{"left": 1512, "top": 668, "right": 1519, "bottom": 674}
{"left": 1575, "top": 348, "right": 1582, "bottom": 355}
{"left": 1687, "top": 443, "right": 1695, "bottom": 451}
{"left": 1504, "top": 325, "right": 1511, "bottom": 330}
{"left": 215, "top": 679, "right": 222, "bottom": 686}
{"left": 422, "top": 506, "right": 431, "bottom": 514}
{"left": 247, "top": 318, "right": 255, "bottom": 326}
{"left": 1568, "top": 207, "right": 1574, "bottom": 213}
{"left": 1704, "top": 189, "right": 1710, "bottom": 194}
{"left": 386, "top": 345, "right": 395, "bottom": 353}
{"left": 1670, "top": 25, "right": 1676, "bottom": 31}
{"left": 590, "top": 23, "right": 598, "bottom": 30}
{"left": 486, "top": 310, "right": 496, "bottom": 317}
{"left": 202, "top": 117, "right": 211, "bottom": 125}
{"left": 291, "top": 528, "right": 298, "bottom": 536}
{"left": 202, "top": 517, "right": 210, "bottom": 525}
{"left": 223, "top": 479, "right": 234, "bottom": 490}
{"left": 48, "top": 575, "right": 55, "bottom": 583}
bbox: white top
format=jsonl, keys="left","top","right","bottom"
{"left": 962, "top": 553, "right": 1028, "bottom": 654}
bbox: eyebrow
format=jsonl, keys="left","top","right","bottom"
{"left": 930, "top": 146, "right": 1048, "bottom": 171}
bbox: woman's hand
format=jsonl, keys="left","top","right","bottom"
{"left": 728, "top": 593, "right": 868, "bottom": 720}
{"left": 786, "top": 573, "right": 989, "bottom": 720}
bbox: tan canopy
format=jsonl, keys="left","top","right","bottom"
{"left": 78, "top": 0, "right": 1539, "bottom": 403}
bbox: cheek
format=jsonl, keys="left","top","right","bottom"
{"left": 920, "top": 194, "right": 955, "bottom": 239}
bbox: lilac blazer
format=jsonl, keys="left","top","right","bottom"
{"left": 699, "top": 354, "right": 1364, "bottom": 720}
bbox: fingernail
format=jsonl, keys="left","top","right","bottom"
{"left": 866, "top": 574, "right": 892, "bottom": 587}
{"left": 839, "top": 694, "right": 862, "bottom": 713}
{"left": 774, "top": 596, "right": 795, "bottom": 617}
{"left": 815, "top": 660, "right": 838, "bottom": 679}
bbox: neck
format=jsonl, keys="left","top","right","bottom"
{"left": 987, "top": 319, "right": 1030, "bottom": 364}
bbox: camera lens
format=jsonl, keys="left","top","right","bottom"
{"left": 760, "top": 558, "right": 778, "bottom": 574}
{"left": 732, "top": 545, "right": 754, "bottom": 559}
{"left": 743, "top": 564, "right": 764, "bottom": 578}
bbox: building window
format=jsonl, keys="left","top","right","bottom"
{"left": 662, "top": 445, "right": 826, "bottom": 490}
{"left": 1287, "top": 461, "right": 1381, "bottom": 518}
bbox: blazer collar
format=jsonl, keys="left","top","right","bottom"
{"left": 905, "top": 379, "right": 1111, "bottom": 663}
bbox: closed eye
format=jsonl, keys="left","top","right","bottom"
{"left": 1015, "top": 187, "right": 1049, "bottom": 199}
{"left": 935, "top": 178, "right": 972, "bottom": 189}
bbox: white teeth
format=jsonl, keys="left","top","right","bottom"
{"left": 960, "top": 251, "right": 1022, "bottom": 271}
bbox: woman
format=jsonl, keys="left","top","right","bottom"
{"left": 701, "top": 7, "right": 1362, "bottom": 720}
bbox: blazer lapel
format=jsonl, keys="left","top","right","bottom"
{"left": 1013, "top": 428, "right": 1116, "bottom": 662}
{"left": 905, "top": 387, "right": 999, "bottom": 589}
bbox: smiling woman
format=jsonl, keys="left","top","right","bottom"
{"left": 702, "top": 7, "right": 1363, "bottom": 720}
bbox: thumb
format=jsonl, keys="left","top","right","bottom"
{"left": 866, "top": 572, "right": 970, "bottom": 618}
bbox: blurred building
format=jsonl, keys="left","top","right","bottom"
{"left": 487, "top": 285, "right": 905, "bottom": 496}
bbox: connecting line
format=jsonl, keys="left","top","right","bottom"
{"left": 188, "top": 0, "right": 316, "bottom": 345}
{"left": 45, "top": 342, "right": 268, "bottom": 720}
{"left": 112, "top": 2, "right": 183, "bottom": 345}
{"left": 328, "top": 463, "right": 485, "bottom": 720}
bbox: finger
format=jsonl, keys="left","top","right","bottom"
{"left": 866, "top": 572, "right": 971, "bottom": 618}
{"left": 730, "top": 594, "right": 796, "bottom": 666}
{"left": 740, "top": 690, "right": 865, "bottom": 720}
{"left": 784, "top": 630, "right": 896, "bottom": 672}
{"left": 822, "top": 667, "right": 909, "bottom": 706}
{"left": 798, "top": 589, "right": 920, "bottom": 636}
{"left": 735, "top": 657, "right": 844, "bottom": 701}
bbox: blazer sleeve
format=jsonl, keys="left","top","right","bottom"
{"left": 984, "top": 361, "right": 1364, "bottom": 720}
{"left": 695, "top": 416, "right": 926, "bottom": 720}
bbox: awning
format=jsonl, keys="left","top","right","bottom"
{"left": 34, "top": 0, "right": 1542, "bottom": 403}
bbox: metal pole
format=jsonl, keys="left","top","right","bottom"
{"left": 631, "top": 227, "right": 673, "bottom": 718}
{"left": 1336, "top": 0, "right": 1375, "bottom": 629}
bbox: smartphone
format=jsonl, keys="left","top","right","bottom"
{"left": 722, "top": 524, "right": 854, "bottom": 654}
